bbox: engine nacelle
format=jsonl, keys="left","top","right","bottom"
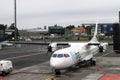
{"left": 48, "top": 43, "right": 57, "bottom": 52}
{"left": 99, "top": 43, "right": 108, "bottom": 52}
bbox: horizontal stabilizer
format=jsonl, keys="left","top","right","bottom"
{"left": 88, "top": 42, "right": 100, "bottom": 45}
{"left": 88, "top": 42, "right": 113, "bottom": 46}
{"left": 11, "top": 41, "right": 70, "bottom": 46}
{"left": 108, "top": 42, "right": 113, "bottom": 45}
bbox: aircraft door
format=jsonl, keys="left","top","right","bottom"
{"left": 75, "top": 52, "right": 81, "bottom": 63}
{"left": 70, "top": 52, "right": 77, "bottom": 63}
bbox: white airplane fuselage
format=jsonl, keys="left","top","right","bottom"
{"left": 49, "top": 23, "right": 109, "bottom": 75}
{"left": 50, "top": 42, "right": 99, "bottom": 69}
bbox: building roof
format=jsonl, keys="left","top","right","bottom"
{"left": 26, "top": 28, "right": 48, "bottom": 33}
{"left": 71, "top": 26, "right": 86, "bottom": 33}
{"left": 48, "top": 25, "right": 64, "bottom": 29}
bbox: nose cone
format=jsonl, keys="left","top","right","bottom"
{"left": 50, "top": 58, "right": 68, "bottom": 69}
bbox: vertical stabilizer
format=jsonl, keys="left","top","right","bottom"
{"left": 89, "top": 23, "right": 99, "bottom": 43}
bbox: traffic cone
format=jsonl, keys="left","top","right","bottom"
{"left": 96, "top": 65, "right": 101, "bottom": 71}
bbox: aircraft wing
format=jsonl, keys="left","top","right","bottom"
{"left": 10, "top": 41, "right": 70, "bottom": 46}
{"left": 82, "top": 54, "right": 93, "bottom": 61}
{"left": 10, "top": 41, "right": 70, "bottom": 52}
{"left": 13, "top": 41, "right": 50, "bottom": 45}
{"left": 56, "top": 42, "right": 70, "bottom": 45}
{"left": 88, "top": 42, "right": 113, "bottom": 45}
{"left": 9, "top": 41, "right": 113, "bottom": 46}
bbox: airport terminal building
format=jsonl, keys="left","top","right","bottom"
{"left": 0, "top": 24, "right": 6, "bottom": 42}
{"left": 83, "top": 23, "right": 113, "bottom": 36}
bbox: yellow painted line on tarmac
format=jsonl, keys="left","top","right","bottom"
{"left": 40, "top": 75, "right": 67, "bottom": 80}
{"left": 41, "top": 76, "right": 56, "bottom": 80}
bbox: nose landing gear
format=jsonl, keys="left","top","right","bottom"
{"left": 55, "top": 69, "right": 61, "bottom": 75}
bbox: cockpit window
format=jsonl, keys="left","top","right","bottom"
{"left": 57, "top": 54, "right": 63, "bottom": 58}
{"left": 52, "top": 54, "right": 70, "bottom": 58}
{"left": 52, "top": 54, "right": 57, "bottom": 57}
{"left": 64, "top": 54, "right": 70, "bottom": 57}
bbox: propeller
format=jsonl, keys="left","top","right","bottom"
{"left": 42, "top": 35, "right": 54, "bottom": 53}
{"left": 47, "top": 45, "right": 52, "bottom": 52}
{"left": 98, "top": 43, "right": 108, "bottom": 53}
{"left": 99, "top": 44, "right": 104, "bottom": 52}
{"left": 46, "top": 38, "right": 56, "bottom": 55}
{"left": 45, "top": 35, "right": 69, "bottom": 55}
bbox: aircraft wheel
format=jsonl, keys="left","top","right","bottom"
{"left": 55, "top": 69, "right": 61, "bottom": 75}
{"left": 90, "top": 59, "right": 96, "bottom": 66}
{"left": 92, "top": 60, "right": 96, "bottom": 66}
{"left": 2, "top": 71, "right": 7, "bottom": 76}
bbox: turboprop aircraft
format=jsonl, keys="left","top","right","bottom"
{"left": 49, "top": 23, "right": 112, "bottom": 75}
{"left": 12, "top": 23, "right": 112, "bottom": 75}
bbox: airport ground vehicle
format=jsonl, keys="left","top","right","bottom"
{"left": 0, "top": 60, "right": 13, "bottom": 75}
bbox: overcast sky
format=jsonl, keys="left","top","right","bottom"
{"left": 0, "top": 0, "right": 120, "bottom": 29}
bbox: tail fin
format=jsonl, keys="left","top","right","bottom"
{"left": 89, "top": 23, "right": 99, "bottom": 43}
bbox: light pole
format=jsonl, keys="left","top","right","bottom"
{"left": 14, "top": 0, "right": 17, "bottom": 41}
{"left": 119, "top": 11, "right": 120, "bottom": 24}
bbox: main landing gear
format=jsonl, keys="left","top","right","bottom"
{"left": 90, "top": 58, "right": 96, "bottom": 66}
{"left": 78, "top": 58, "right": 96, "bottom": 67}
{"left": 55, "top": 69, "right": 61, "bottom": 75}
{"left": 53, "top": 59, "right": 96, "bottom": 75}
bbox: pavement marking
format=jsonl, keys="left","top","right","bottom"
{"left": 96, "top": 51, "right": 113, "bottom": 58}
{"left": 81, "top": 73, "right": 103, "bottom": 80}
{"left": 41, "top": 76, "right": 55, "bottom": 80}
{"left": 9, "top": 69, "right": 25, "bottom": 75}
{"left": 101, "top": 51, "right": 113, "bottom": 57}
{"left": 0, "top": 47, "right": 47, "bottom": 55}
{"left": 40, "top": 75, "right": 67, "bottom": 80}
{"left": 109, "top": 68, "right": 120, "bottom": 70}
{"left": 4, "top": 52, "right": 44, "bottom": 60}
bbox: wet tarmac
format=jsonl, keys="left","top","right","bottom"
{"left": 2, "top": 56, "right": 120, "bottom": 80}
{"left": 0, "top": 45, "right": 120, "bottom": 80}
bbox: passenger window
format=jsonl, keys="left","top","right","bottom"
{"left": 57, "top": 54, "right": 63, "bottom": 58}
{"left": 52, "top": 54, "right": 57, "bottom": 57}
